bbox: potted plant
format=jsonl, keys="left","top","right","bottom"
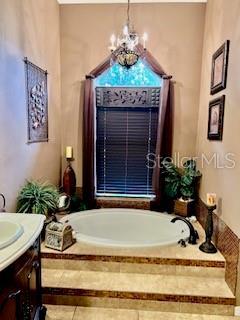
{"left": 17, "top": 180, "right": 60, "bottom": 239}
{"left": 162, "top": 159, "right": 202, "bottom": 216}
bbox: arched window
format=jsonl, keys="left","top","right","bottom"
{"left": 83, "top": 49, "right": 172, "bottom": 208}
{"left": 95, "top": 59, "right": 162, "bottom": 87}
{"left": 95, "top": 60, "right": 162, "bottom": 197}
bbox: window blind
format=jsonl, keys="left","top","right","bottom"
{"left": 96, "top": 87, "right": 160, "bottom": 197}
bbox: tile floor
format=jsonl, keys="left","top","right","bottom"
{"left": 46, "top": 306, "right": 239, "bottom": 320}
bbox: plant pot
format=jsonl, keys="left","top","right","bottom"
{"left": 174, "top": 198, "right": 195, "bottom": 217}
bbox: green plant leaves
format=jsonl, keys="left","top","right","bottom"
{"left": 16, "top": 180, "right": 60, "bottom": 216}
{"left": 181, "top": 174, "right": 193, "bottom": 186}
{"left": 165, "top": 180, "right": 180, "bottom": 198}
{"left": 162, "top": 159, "right": 202, "bottom": 200}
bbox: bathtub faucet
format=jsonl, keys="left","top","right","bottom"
{"left": 171, "top": 216, "right": 199, "bottom": 245}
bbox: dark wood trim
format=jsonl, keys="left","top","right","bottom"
{"left": 85, "top": 74, "right": 95, "bottom": 80}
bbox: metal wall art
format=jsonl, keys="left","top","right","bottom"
{"left": 24, "top": 58, "right": 48, "bottom": 143}
{"left": 96, "top": 87, "right": 161, "bottom": 108}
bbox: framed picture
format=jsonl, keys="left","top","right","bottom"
{"left": 207, "top": 95, "right": 225, "bottom": 141}
{"left": 24, "top": 58, "right": 48, "bottom": 143}
{"left": 210, "top": 40, "right": 230, "bottom": 95}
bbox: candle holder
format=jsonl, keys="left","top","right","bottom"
{"left": 199, "top": 204, "right": 217, "bottom": 254}
{"left": 63, "top": 158, "right": 76, "bottom": 196}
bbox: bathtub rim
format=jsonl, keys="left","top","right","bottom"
{"left": 60, "top": 208, "right": 190, "bottom": 248}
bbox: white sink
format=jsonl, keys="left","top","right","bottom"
{"left": 0, "top": 221, "right": 23, "bottom": 249}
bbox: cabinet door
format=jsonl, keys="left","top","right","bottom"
{"left": 0, "top": 237, "right": 45, "bottom": 320}
{"left": 15, "top": 259, "right": 42, "bottom": 320}
{"left": 15, "top": 239, "right": 42, "bottom": 320}
{"left": 27, "top": 260, "right": 41, "bottom": 320}
{"left": 0, "top": 288, "right": 21, "bottom": 320}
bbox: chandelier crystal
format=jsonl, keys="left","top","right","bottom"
{"left": 109, "top": 0, "right": 148, "bottom": 68}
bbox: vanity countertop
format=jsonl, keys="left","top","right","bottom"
{"left": 0, "top": 213, "right": 45, "bottom": 272}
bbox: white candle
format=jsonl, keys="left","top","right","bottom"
{"left": 66, "top": 146, "right": 73, "bottom": 159}
{"left": 142, "top": 32, "right": 148, "bottom": 49}
{"left": 109, "top": 34, "right": 116, "bottom": 51}
{"left": 123, "top": 25, "right": 129, "bottom": 36}
{"left": 110, "top": 34, "right": 116, "bottom": 47}
{"left": 207, "top": 193, "right": 217, "bottom": 206}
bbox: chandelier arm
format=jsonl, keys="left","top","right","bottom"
{"left": 108, "top": 0, "right": 148, "bottom": 68}
{"left": 127, "top": 0, "right": 130, "bottom": 28}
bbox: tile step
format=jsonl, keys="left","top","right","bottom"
{"left": 42, "top": 268, "right": 235, "bottom": 305}
{"left": 46, "top": 305, "right": 240, "bottom": 320}
{"left": 41, "top": 249, "right": 226, "bottom": 270}
{"left": 42, "top": 257, "right": 225, "bottom": 278}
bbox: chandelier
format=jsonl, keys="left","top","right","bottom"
{"left": 109, "top": 0, "right": 148, "bottom": 68}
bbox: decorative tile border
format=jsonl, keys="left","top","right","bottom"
{"left": 196, "top": 198, "right": 240, "bottom": 294}
{"left": 96, "top": 198, "right": 150, "bottom": 210}
{"left": 41, "top": 252, "right": 225, "bottom": 268}
{"left": 235, "top": 243, "right": 240, "bottom": 305}
{"left": 43, "top": 287, "right": 235, "bottom": 305}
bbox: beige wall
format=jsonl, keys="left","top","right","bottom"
{"left": 0, "top": 0, "right": 61, "bottom": 211}
{"left": 60, "top": 3, "right": 206, "bottom": 185}
{"left": 196, "top": 0, "right": 240, "bottom": 238}
{"left": 1, "top": 0, "right": 240, "bottom": 240}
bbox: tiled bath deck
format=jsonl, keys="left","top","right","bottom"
{"left": 41, "top": 222, "right": 225, "bottom": 265}
{"left": 42, "top": 222, "right": 236, "bottom": 317}
{"left": 46, "top": 306, "right": 239, "bottom": 320}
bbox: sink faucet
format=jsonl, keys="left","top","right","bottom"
{"left": 171, "top": 216, "right": 199, "bottom": 245}
{"left": 0, "top": 193, "right": 5, "bottom": 212}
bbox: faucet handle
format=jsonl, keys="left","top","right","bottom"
{"left": 178, "top": 239, "right": 187, "bottom": 248}
{"left": 189, "top": 234, "right": 197, "bottom": 245}
{"left": 194, "top": 229, "right": 199, "bottom": 240}
{"left": 0, "top": 194, "right": 5, "bottom": 212}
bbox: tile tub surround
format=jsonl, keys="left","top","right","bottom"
{"left": 41, "top": 258, "right": 225, "bottom": 278}
{"left": 42, "top": 268, "right": 234, "bottom": 301}
{"left": 41, "top": 222, "right": 236, "bottom": 316}
{"left": 46, "top": 306, "right": 240, "bottom": 320}
{"left": 96, "top": 197, "right": 151, "bottom": 210}
{"left": 41, "top": 222, "right": 225, "bottom": 265}
{"left": 196, "top": 199, "right": 240, "bottom": 294}
{"left": 42, "top": 219, "right": 238, "bottom": 316}
{"left": 42, "top": 268, "right": 235, "bottom": 315}
{"left": 53, "top": 199, "right": 240, "bottom": 298}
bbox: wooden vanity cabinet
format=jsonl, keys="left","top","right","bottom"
{"left": 0, "top": 236, "right": 46, "bottom": 320}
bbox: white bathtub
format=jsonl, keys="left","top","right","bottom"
{"left": 60, "top": 208, "right": 190, "bottom": 248}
